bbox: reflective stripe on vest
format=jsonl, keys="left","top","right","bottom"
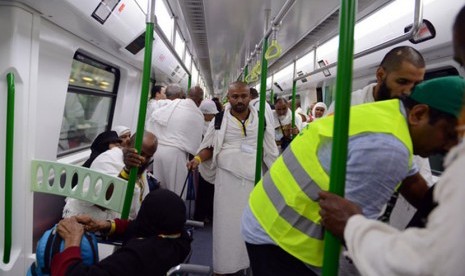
{"left": 249, "top": 99, "right": 413, "bottom": 267}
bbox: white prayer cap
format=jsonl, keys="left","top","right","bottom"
{"left": 199, "top": 99, "right": 219, "bottom": 115}
{"left": 112, "top": 125, "right": 131, "bottom": 137}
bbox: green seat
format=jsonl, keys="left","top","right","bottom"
{"left": 31, "top": 160, "right": 128, "bottom": 213}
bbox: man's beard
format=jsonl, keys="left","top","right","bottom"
{"left": 278, "top": 114, "right": 287, "bottom": 121}
{"left": 377, "top": 80, "right": 392, "bottom": 101}
{"left": 231, "top": 103, "right": 247, "bottom": 113}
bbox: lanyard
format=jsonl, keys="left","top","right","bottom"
{"left": 233, "top": 111, "right": 250, "bottom": 137}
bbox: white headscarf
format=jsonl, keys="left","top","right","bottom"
{"left": 112, "top": 125, "right": 131, "bottom": 137}
{"left": 199, "top": 99, "right": 219, "bottom": 115}
{"left": 312, "top": 102, "right": 327, "bottom": 119}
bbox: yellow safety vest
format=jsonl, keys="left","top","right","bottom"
{"left": 249, "top": 99, "right": 413, "bottom": 267}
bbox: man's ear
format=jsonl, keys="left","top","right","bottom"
{"left": 408, "top": 104, "right": 429, "bottom": 125}
{"left": 376, "top": 67, "right": 386, "bottom": 83}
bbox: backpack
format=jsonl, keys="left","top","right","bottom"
{"left": 27, "top": 224, "right": 99, "bottom": 276}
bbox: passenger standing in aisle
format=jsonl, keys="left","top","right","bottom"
{"left": 273, "top": 97, "right": 302, "bottom": 151}
{"left": 145, "top": 85, "right": 167, "bottom": 123}
{"left": 187, "top": 81, "right": 279, "bottom": 275}
{"left": 148, "top": 86, "right": 204, "bottom": 199}
{"left": 319, "top": 7, "right": 465, "bottom": 276}
{"left": 193, "top": 99, "right": 218, "bottom": 223}
{"left": 327, "top": 46, "right": 433, "bottom": 233}
{"left": 242, "top": 76, "right": 464, "bottom": 276}
{"left": 311, "top": 102, "right": 327, "bottom": 120}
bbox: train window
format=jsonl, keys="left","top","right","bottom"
{"left": 155, "top": 0, "right": 173, "bottom": 43}
{"left": 185, "top": 52, "right": 192, "bottom": 71}
{"left": 175, "top": 30, "right": 185, "bottom": 59}
{"left": 192, "top": 64, "right": 199, "bottom": 84}
{"left": 57, "top": 52, "right": 119, "bottom": 157}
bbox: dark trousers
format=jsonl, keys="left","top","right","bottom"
{"left": 193, "top": 173, "right": 214, "bottom": 221}
{"left": 246, "top": 243, "right": 318, "bottom": 276}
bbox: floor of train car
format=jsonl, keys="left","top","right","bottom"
{"left": 185, "top": 199, "right": 213, "bottom": 270}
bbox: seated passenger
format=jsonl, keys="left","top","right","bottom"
{"left": 63, "top": 131, "right": 157, "bottom": 220}
{"left": 82, "top": 131, "right": 122, "bottom": 168}
{"left": 113, "top": 125, "right": 131, "bottom": 148}
{"left": 52, "top": 189, "right": 191, "bottom": 276}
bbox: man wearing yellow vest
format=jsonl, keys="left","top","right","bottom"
{"left": 241, "top": 76, "right": 465, "bottom": 276}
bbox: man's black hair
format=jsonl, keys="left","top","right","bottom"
{"left": 150, "top": 85, "right": 164, "bottom": 99}
{"left": 380, "top": 46, "right": 425, "bottom": 72}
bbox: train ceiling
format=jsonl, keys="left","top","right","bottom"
{"left": 174, "top": 0, "right": 393, "bottom": 96}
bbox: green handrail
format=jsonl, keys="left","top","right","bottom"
{"left": 121, "top": 2, "right": 155, "bottom": 219}
{"left": 322, "top": 1, "right": 356, "bottom": 275}
{"left": 4, "top": 72, "right": 15, "bottom": 264}
{"left": 243, "top": 65, "right": 248, "bottom": 82}
{"left": 254, "top": 37, "right": 268, "bottom": 185}
{"left": 291, "top": 80, "right": 297, "bottom": 130}
{"left": 188, "top": 75, "right": 192, "bottom": 91}
{"left": 270, "top": 89, "right": 274, "bottom": 105}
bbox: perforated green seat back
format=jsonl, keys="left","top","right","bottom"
{"left": 31, "top": 160, "right": 128, "bottom": 213}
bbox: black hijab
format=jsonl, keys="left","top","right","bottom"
{"left": 131, "top": 189, "right": 187, "bottom": 238}
{"left": 82, "top": 131, "right": 122, "bottom": 168}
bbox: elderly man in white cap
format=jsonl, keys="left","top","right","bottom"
{"left": 199, "top": 99, "right": 219, "bottom": 135}
{"left": 113, "top": 125, "right": 131, "bottom": 147}
{"left": 193, "top": 99, "right": 219, "bottom": 222}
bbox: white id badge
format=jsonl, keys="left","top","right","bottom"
{"left": 241, "top": 143, "right": 255, "bottom": 154}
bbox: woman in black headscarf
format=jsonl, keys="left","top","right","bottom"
{"left": 52, "top": 189, "right": 191, "bottom": 276}
{"left": 82, "top": 131, "right": 122, "bottom": 168}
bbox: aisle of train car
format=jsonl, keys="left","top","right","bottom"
{"left": 1, "top": 0, "right": 465, "bottom": 275}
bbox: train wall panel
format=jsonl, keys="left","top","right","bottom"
{"left": 0, "top": 5, "right": 38, "bottom": 274}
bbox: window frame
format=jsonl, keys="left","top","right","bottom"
{"left": 57, "top": 51, "right": 120, "bottom": 158}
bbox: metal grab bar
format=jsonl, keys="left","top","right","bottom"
{"left": 322, "top": 0, "right": 357, "bottom": 274}
{"left": 121, "top": 1, "right": 155, "bottom": 219}
{"left": 3, "top": 72, "right": 15, "bottom": 264}
{"left": 294, "top": 0, "right": 423, "bottom": 82}
{"left": 254, "top": 37, "right": 269, "bottom": 185}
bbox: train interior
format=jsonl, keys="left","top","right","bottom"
{"left": 0, "top": 0, "right": 464, "bottom": 274}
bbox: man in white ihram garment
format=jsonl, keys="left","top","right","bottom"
{"left": 273, "top": 97, "right": 303, "bottom": 151}
{"left": 187, "top": 81, "right": 279, "bottom": 275}
{"left": 62, "top": 131, "right": 156, "bottom": 220}
{"left": 147, "top": 85, "right": 204, "bottom": 199}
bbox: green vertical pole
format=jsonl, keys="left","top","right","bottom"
{"left": 3, "top": 73, "right": 15, "bottom": 264}
{"left": 322, "top": 1, "right": 356, "bottom": 276}
{"left": 270, "top": 89, "right": 274, "bottom": 105}
{"left": 291, "top": 80, "right": 297, "bottom": 129}
{"left": 243, "top": 65, "right": 249, "bottom": 82}
{"left": 254, "top": 38, "right": 268, "bottom": 184}
{"left": 188, "top": 75, "right": 192, "bottom": 91}
{"left": 121, "top": 1, "right": 155, "bottom": 219}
